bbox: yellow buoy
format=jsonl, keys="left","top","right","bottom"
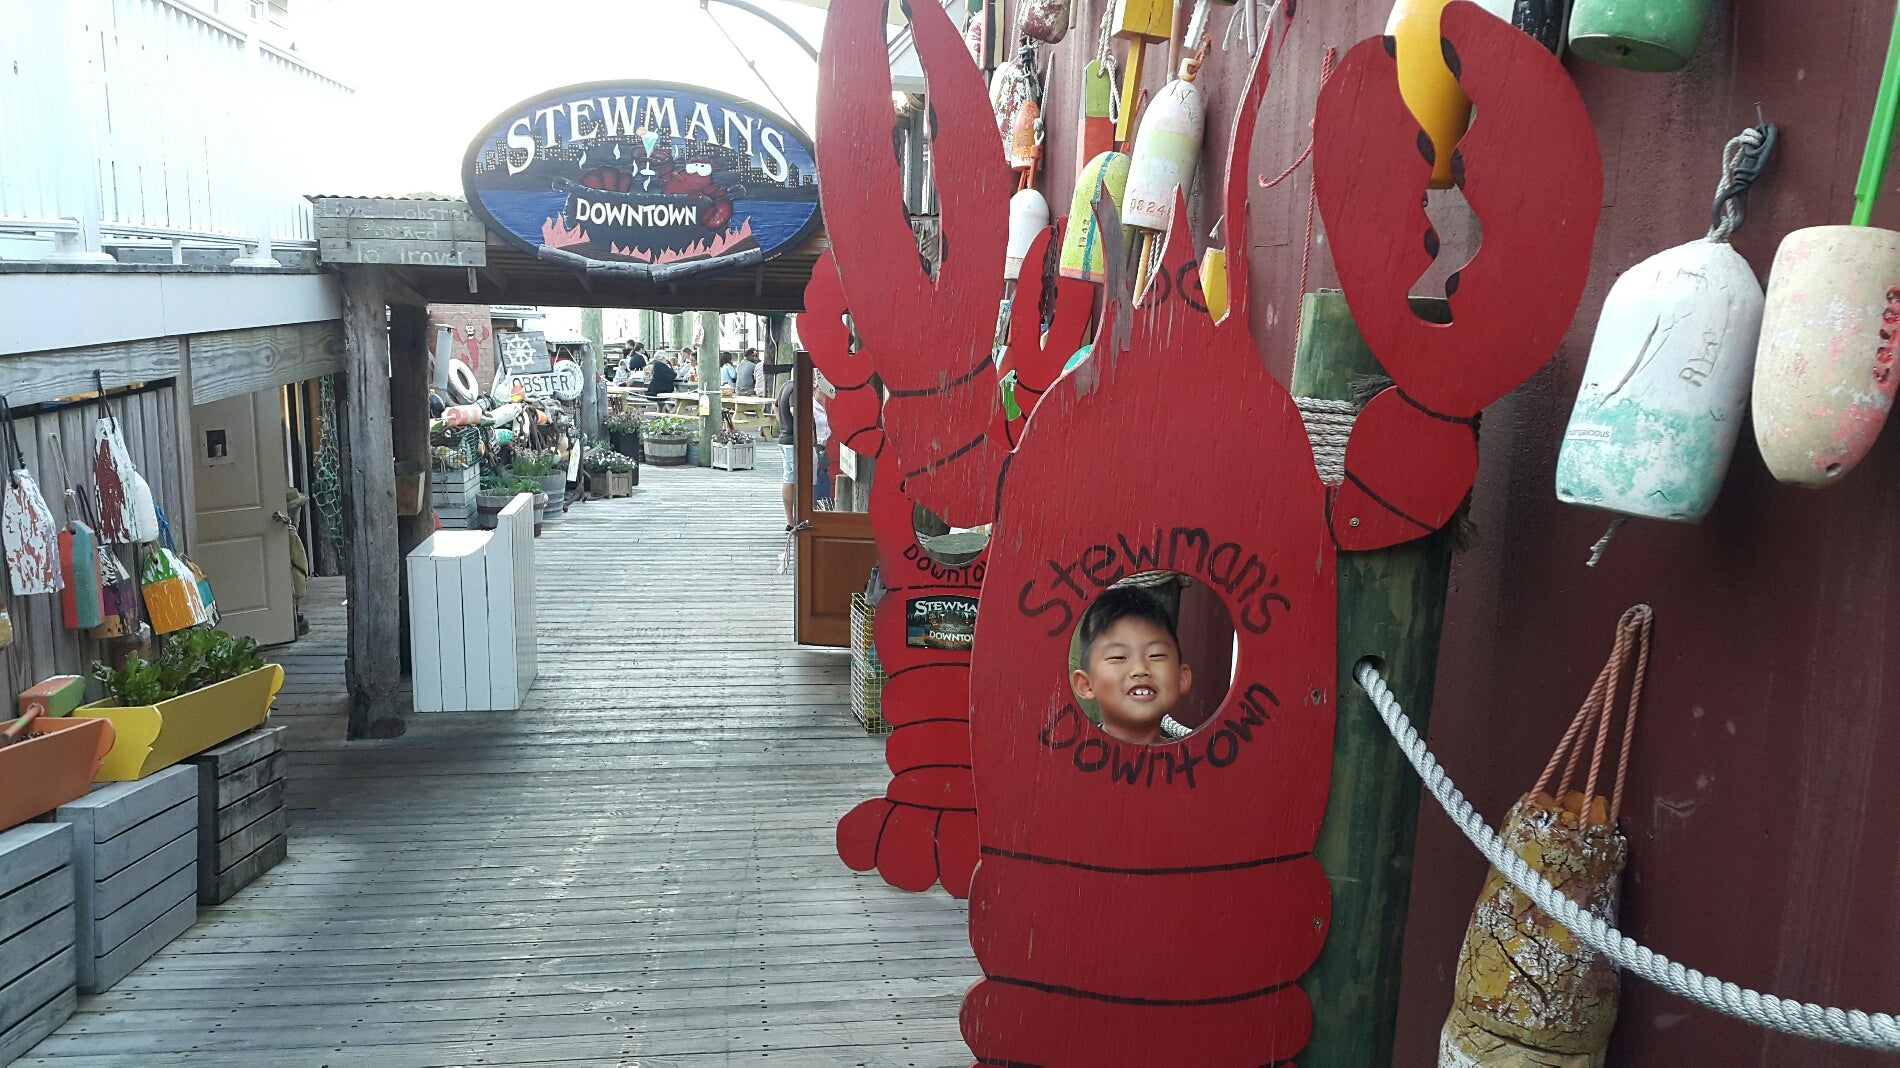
{"left": 1386, "top": 0, "right": 1471, "bottom": 190}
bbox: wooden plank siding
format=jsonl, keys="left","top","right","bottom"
{"left": 0, "top": 385, "right": 190, "bottom": 702}
{"left": 21, "top": 458, "right": 979, "bottom": 1066}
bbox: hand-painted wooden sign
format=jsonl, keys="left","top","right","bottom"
{"left": 814, "top": 0, "right": 1599, "bottom": 1061}
{"left": 464, "top": 82, "right": 820, "bottom": 280}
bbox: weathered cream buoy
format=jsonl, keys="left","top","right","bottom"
{"left": 1468, "top": 0, "right": 1570, "bottom": 54}
{"left": 1568, "top": 0, "right": 1707, "bottom": 72}
{"left": 1060, "top": 151, "right": 1129, "bottom": 283}
{"left": 1557, "top": 127, "right": 1773, "bottom": 528}
{"left": 1387, "top": 0, "right": 1470, "bottom": 190}
{"left": 1122, "top": 40, "right": 1207, "bottom": 297}
{"left": 1006, "top": 189, "right": 1052, "bottom": 281}
{"left": 1754, "top": 10, "right": 1900, "bottom": 487}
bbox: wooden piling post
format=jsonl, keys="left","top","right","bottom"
{"left": 1294, "top": 290, "right": 1455, "bottom": 1066}
{"left": 339, "top": 267, "right": 405, "bottom": 740}
{"left": 698, "top": 310, "right": 723, "bottom": 466}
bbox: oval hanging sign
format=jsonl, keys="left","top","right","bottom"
{"left": 463, "top": 81, "right": 820, "bottom": 279}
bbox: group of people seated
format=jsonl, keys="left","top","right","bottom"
{"left": 608, "top": 342, "right": 770, "bottom": 406}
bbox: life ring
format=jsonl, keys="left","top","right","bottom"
{"left": 446, "top": 359, "right": 479, "bottom": 404}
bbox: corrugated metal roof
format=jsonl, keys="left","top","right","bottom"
{"left": 303, "top": 194, "right": 467, "bottom": 203}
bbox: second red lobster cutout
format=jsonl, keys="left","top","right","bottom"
{"left": 814, "top": 0, "right": 1600, "bottom": 1062}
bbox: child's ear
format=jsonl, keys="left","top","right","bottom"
{"left": 1178, "top": 663, "right": 1193, "bottom": 695}
{"left": 1071, "top": 668, "right": 1097, "bottom": 701}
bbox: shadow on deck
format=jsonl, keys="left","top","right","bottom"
{"left": 24, "top": 460, "right": 976, "bottom": 1067}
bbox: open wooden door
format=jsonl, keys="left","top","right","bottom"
{"left": 793, "top": 353, "right": 877, "bottom": 646}
{"left": 192, "top": 388, "right": 296, "bottom": 646}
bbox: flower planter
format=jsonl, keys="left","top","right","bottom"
{"left": 476, "top": 491, "right": 530, "bottom": 530}
{"left": 537, "top": 472, "right": 567, "bottom": 516}
{"left": 610, "top": 429, "right": 642, "bottom": 459}
{"left": 586, "top": 470, "right": 634, "bottom": 499}
{"left": 55, "top": 766, "right": 198, "bottom": 992}
{"left": 0, "top": 823, "right": 76, "bottom": 1063}
{"left": 0, "top": 717, "right": 116, "bottom": 831}
{"left": 533, "top": 491, "right": 548, "bottom": 536}
{"left": 712, "top": 441, "right": 756, "bottom": 471}
{"left": 79, "top": 663, "right": 285, "bottom": 782}
{"left": 646, "top": 436, "right": 691, "bottom": 466}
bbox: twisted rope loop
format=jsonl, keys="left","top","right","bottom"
{"left": 1354, "top": 659, "right": 1900, "bottom": 1053}
{"left": 1295, "top": 396, "right": 1355, "bottom": 484}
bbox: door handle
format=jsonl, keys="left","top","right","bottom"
{"left": 271, "top": 511, "right": 294, "bottom": 527}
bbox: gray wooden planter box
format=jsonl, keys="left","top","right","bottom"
{"left": 54, "top": 766, "right": 198, "bottom": 993}
{"left": 186, "top": 726, "right": 288, "bottom": 905}
{"left": 0, "top": 823, "right": 76, "bottom": 1064}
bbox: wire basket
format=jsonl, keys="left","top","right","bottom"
{"left": 850, "top": 594, "right": 889, "bottom": 734}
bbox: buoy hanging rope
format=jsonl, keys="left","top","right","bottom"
{"left": 1354, "top": 658, "right": 1900, "bottom": 1053}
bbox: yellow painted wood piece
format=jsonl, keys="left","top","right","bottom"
{"left": 83, "top": 663, "right": 284, "bottom": 781}
{"left": 1387, "top": 0, "right": 1472, "bottom": 190}
{"left": 1112, "top": 0, "right": 1173, "bottom": 40}
{"left": 1200, "top": 248, "right": 1228, "bottom": 321}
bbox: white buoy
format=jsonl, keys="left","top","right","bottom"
{"left": 1556, "top": 239, "right": 1764, "bottom": 521}
{"left": 1121, "top": 74, "right": 1204, "bottom": 233}
{"left": 1752, "top": 225, "right": 1900, "bottom": 486}
{"left": 1005, "top": 189, "right": 1051, "bottom": 281}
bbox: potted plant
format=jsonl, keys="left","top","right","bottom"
{"left": 81, "top": 629, "right": 284, "bottom": 781}
{"left": 712, "top": 424, "right": 756, "bottom": 471}
{"left": 642, "top": 414, "right": 696, "bottom": 467}
{"left": 581, "top": 447, "right": 636, "bottom": 498}
{"left": 510, "top": 448, "right": 567, "bottom": 517}
{"left": 478, "top": 473, "right": 538, "bottom": 529}
{"left": 603, "top": 411, "right": 643, "bottom": 459}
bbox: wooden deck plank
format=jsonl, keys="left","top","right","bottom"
{"left": 29, "top": 460, "right": 974, "bottom": 1066}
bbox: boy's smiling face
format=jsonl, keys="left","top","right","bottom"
{"left": 1072, "top": 616, "right": 1193, "bottom": 745}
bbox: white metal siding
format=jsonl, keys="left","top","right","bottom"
{"left": 0, "top": 0, "right": 352, "bottom": 250}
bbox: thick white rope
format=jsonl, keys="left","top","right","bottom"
{"left": 1352, "top": 659, "right": 1900, "bottom": 1053}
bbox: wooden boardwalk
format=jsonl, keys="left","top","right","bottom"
{"left": 23, "top": 458, "right": 978, "bottom": 1067}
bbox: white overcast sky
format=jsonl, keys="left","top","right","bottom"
{"left": 302, "top": 0, "right": 832, "bottom": 197}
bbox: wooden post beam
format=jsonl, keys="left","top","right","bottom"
{"left": 338, "top": 266, "right": 406, "bottom": 740}
{"left": 1294, "top": 290, "right": 1455, "bottom": 1066}
{"left": 698, "top": 310, "right": 723, "bottom": 466}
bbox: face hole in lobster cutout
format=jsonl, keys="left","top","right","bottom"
{"left": 912, "top": 504, "right": 990, "bottom": 567}
{"left": 1413, "top": 184, "right": 1482, "bottom": 319}
{"left": 1067, "top": 572, "right": 1236, "bottom": 746}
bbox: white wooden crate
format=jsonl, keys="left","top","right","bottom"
{"left": 54, "top": 766, "right": 197, "bottom": 992}
{"left": 0, "top": 823, "right": 76, "bottom": 1063}
{"left": 407, "top": 493, "right": 536, "bottom": 712}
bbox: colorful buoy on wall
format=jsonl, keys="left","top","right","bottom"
{"left": 1556, "top": 239, "right": 1764, "bottom": 521}
{"left": 1006, "top": 189, "right": 1052, "bottom": 281}
{"left": 1568, "top": 0, "right": 1709, "bottom": 72}
{"left": 1121, "top": 73, "right": 1205, "bottom": 233}
{"left": 1060, "top": 151, "right": 1129, "bottom": 283}
{"left": 1387, "top": 0, "right": 1471, "bottom": 190}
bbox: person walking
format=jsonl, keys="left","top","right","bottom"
{"left": 777, "top": 377, "right": 797, "bottom": 530}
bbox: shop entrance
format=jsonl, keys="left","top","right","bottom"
{"left": 791, "top": 353, "right": 876, "bottom": 645}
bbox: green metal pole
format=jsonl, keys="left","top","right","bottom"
{"left": 1853, "top": 2, "right": 1900, "bottom": 226}
{"left": 1294, "top": 291, "right": 1456, "bottom": 1068}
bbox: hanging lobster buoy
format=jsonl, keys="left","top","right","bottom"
{"left": 1387, "top": 0, "right": 1470, "bottom": 190}
{"left": 1752, "top": 228, "right": 1900, "bottom": 486}
{"left": 1558, "top": 125, "right": 1774, "bottom": 537}
{"left": 1121, "top": 70, "right": 1205, "bottom": 233}
{"left": 1468, "top": 0, "right": 1570, "bottom": 53}
{"left": 1008, "top": 97, "right": 1043, "bottom": 175}
{"left": 1006, "top": 189, "right": 1052, "bottom": 281}
{"left": 1568, "top": 0, "right": 1708, "bottom": 72}
{"left": 1754, "top": 12, "right": 1900, "bottom": 488}
{"left": 1078, "top": 60, "right": 1116, "bottom": 168}
{"left": 1060, "top": 151, "right": 1130, "bottom": 283}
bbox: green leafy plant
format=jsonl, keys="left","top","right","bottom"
{"left": 509, "top": 448, "right": 558, "bottom": 477}
{"left": 92, "top": 629, "right": 266, "bottom": 706}
{"left": 642, "top": 414, "right": 696, "bottom": 439}
{"left": 481, "top": 473, "right": 540, "bottom": 497}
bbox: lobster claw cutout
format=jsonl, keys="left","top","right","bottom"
{"left": 800, "top": 252, "right": 885, "bottom": 457}
{"left": 1314, "top": 2, "right": 1603, "bottom": 551}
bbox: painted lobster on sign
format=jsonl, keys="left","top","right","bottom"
{"left": 813, "top": 0, "right": 1600, "bottom": 1061}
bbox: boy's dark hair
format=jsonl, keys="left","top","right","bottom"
{"left": 1076, "top": 585, "right": 1178, "bottom": 667}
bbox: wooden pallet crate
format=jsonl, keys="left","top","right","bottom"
{"left": 54, "top": 766, "right": 197, "bottom": 993}
{"left": 185, "top": 727, "right": 288, "bottom": 905}
{"left": 0, "top": 823, "right": 76, "bottom": 1065}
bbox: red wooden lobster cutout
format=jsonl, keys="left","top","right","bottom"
{"left": 963, "top": 7, "right": 1597, "bottom": 1067}
{"left": 815, "top": 0, "right": 1090, "bottom": 897}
